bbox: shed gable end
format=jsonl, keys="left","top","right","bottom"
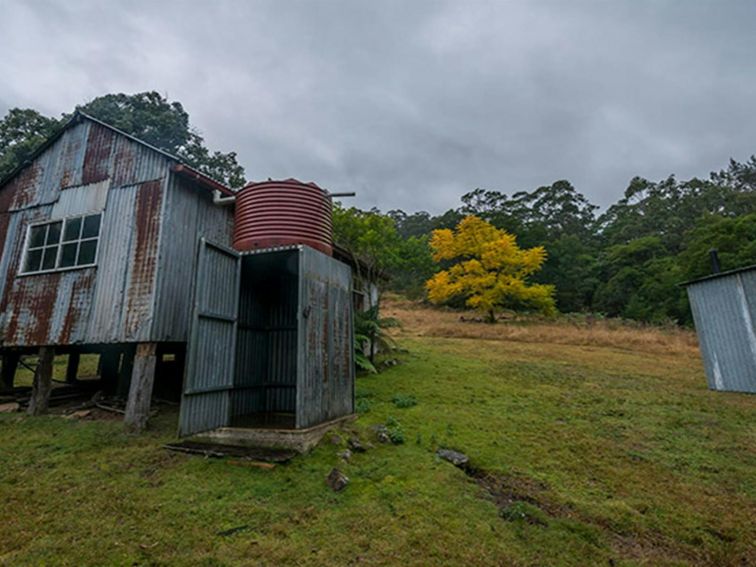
{"left": 0, "top": 119, "right": 173, "bottom": 347}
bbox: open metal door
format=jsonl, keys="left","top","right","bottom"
{"left": 178, "top": 239, "right": 241, "bottom": 436}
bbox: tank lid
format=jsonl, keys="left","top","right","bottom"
{"left": 242, "top": 178, "right": 325, "bottom": 191}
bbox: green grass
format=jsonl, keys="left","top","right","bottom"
{"left": 12, "top": 353, "right": 100, "bottom": 387}
{"left": 1, "top": 336, "right": 754, "bottom": 565}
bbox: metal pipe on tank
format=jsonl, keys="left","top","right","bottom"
{"left": 213, "top": 190, "right": 236, "bottom": 206}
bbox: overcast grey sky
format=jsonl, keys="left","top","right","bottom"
{"left": 1, "top": 1, "right": 754, "bottom": 213}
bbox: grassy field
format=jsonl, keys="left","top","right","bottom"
{"left": 1, "top": 299, "right": 754, "bottom": 566}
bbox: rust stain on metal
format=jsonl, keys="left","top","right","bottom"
{"left": 0, "top": 213, "right": 10, "bottom": 264}
{"left": 0, "top": 211, "right": 48, "bottom": 323}
{"left": 5, "top": 273, "right": 61, "bottom": 345}
{"left": 322, "top": 288, "right": 330, "bottom": 383}
{"left": 7, "top": 163, "right": 41, "bottom": 210}
{"left": 126, "top": 179, "right": 163, "bottom": 335}
{"left": 60, "top": 132, "right": 83, "bottom": 188}
{"left": 111, "top": 140, "right": 136, "bottom": 187}
{"left": 82, "top": 123, "right": 114, "bottom": 185}
{"left": 0, "top": 184, "right": 14, "bottom": 213}
{"left": 0, "top": 235, "right": 20, "bottom": 317}
{"left": 60, "top": 270, "right": 96, "bottom": 343}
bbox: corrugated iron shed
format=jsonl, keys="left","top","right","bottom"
{"left": 0, "top": 112, "right": 234, "bottom": 347}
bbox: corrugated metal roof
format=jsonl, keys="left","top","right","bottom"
{"left": 0, "top": 111, "right": 234, "bottom": 196}
{"left": 680, "top": 264, "right": 756, "bottom": 287}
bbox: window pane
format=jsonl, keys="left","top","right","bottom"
{"left": 42, "top": 246, "right": 58, "bottom": 270}
{"left": 30, "top": 225, "right": 46, "bottom": 248}
{"left": 63, "top": 217, "right": 82, "bottom": 241}
{"left": 60, "top": 243, "right": 78, "bottom": 268}
{"left": 82, "top": 214, "right": 101, "bottom": 239}
{"left": 46, "top": 222, "right": 62, "bottom": 245}
{"left": 25, "top": 249, "right": 43, "bottom": 272}
{"left": 77, "top": 240, "right": 97, "bottom": 265}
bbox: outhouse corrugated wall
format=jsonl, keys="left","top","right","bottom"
{"left": 178, "top": 242, "right": 355, "bottom": 436}
{"left": 685, "top": 265, "right": 756, "bottom": 393}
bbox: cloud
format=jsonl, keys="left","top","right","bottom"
{"left": 1, "top": 1, "right": 754, "bottom": 213}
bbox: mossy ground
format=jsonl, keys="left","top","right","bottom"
{"left": 1, "top": 315, "right": 754, "bottom": 565}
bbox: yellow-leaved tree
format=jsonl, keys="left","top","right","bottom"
{"left": 426, "top": 216, "right": 556, "bottom": 322}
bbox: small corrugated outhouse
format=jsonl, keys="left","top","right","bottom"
{"left": 179, "top": 242, "right": 354, "bottom": 437}
{"left": 684, "top": 263, "right": 756, "bottom": 394}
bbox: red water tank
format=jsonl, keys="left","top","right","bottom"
{"left": 233, "top": 179, "right": 333, "bottom": 255}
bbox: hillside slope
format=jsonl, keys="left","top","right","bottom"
{"left": 1, "top": 301, "right": 754, "bottom": 565}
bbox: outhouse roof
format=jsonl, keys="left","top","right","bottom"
{"left": 680, "top": 264, "right": 756, "bottom": 287}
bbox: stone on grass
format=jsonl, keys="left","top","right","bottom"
{"left": 64, "top": 409, "right": 92, "bottom": 419}
{"left": 370, "top": 424, "right": 390, "bottom": 443}
{"left": 329, "top": 434, "right": 343, "bottom": 445}
{"left": 0, "top": 402, "right": 20, "bottom": 413}
{"left": 326, "top": 468, "right": 350, "bottom": 492}
{"left": 437, "top": 449, "right": 469, "bottom": 467}
{"left": 348, "top": 437, "right": 366, "bottom": 452}
{"left": 338, "top": 449, "right": 352, "bottom": 462}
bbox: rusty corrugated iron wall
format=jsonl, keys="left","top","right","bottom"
{"left": 178, "top": 240, "right": 240, "bottom": 436}
{"left": 296, "top": 246, "right": 354, "bottom": 428}
{"left": 151, "top": 174, "right": 233, "bottom": 342}
{"left": 0, "top": 116, "right": 232, "bottom": 348}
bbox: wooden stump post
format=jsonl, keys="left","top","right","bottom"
{"left": 28, "top": 347, "right": 54, "bottom": 416}
{"left": 124, "top": 343, "right": 157, "bottom": 432}
{"left": 65, "top": 352, "right": 80, "bottom": 384}
{"left": 100, "top": 349, "right": 121, "bottom": 395}
{"left": 1, "top": 352, "right": 20, "bottom": 391}
{"left": 116, "top": 345, "right": 136, "bottom": 399}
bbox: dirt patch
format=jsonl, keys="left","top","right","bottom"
{"left": 460, "top": 464, "right": 567, "bottom": 525}
{"left": 164, "top": 441, "right": 297, "bottom": 463}
{"left": 450, "top": 459, "right": 709, "bottom": 564}
{"left": 610, "top": 533, "right": 710, "bottom": 566}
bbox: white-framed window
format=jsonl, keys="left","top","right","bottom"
{"left": 21, "top": 213, "right": 102, "bottom": 275}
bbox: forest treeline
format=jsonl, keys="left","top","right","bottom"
{"left": 2, "top": 93, "right": 754, "bottom": 325}
{"left": 335, "top": 159, "right": 756, "bottom": 325}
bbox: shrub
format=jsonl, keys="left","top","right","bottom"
{"left": 356, "top": 397, "right": 372, "bottom": 414}
{"left": 391, "top": 393, "right": 417, "bottom": 408}
{"left": 385, "top": 416, "right": 405, "bottom": 444}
